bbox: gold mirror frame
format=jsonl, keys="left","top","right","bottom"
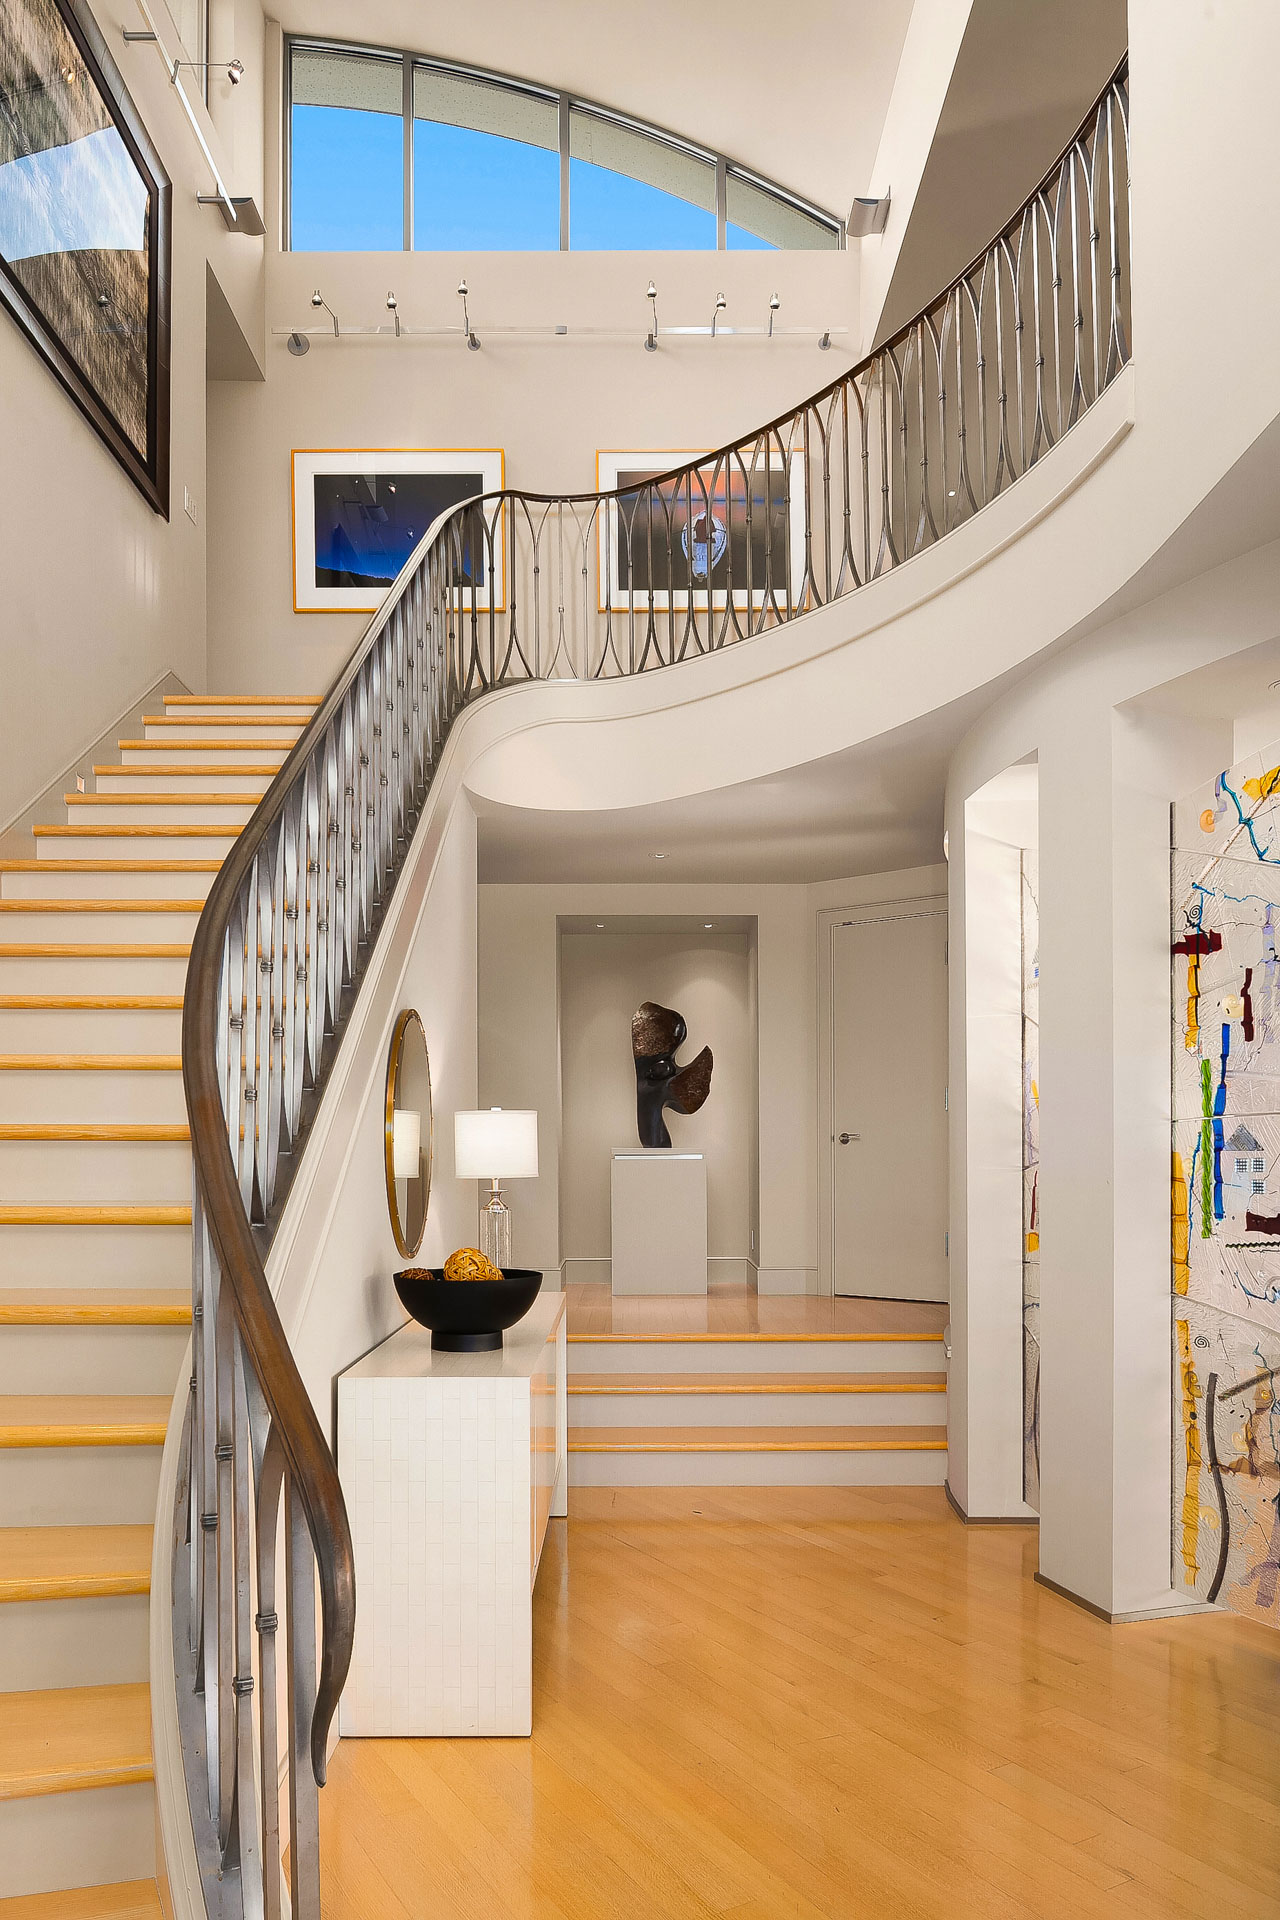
{"left": 384, "top": 1008, "right": 433, "bottom": 1257}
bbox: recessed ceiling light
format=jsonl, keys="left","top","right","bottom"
{"left": 704, "top": 922, "right": 713, "bottom": 929}
{"left": 1269, "top": 679, "right": 1280, "bottom": 692}
{"left": 595, "top": 922, "right": 604, "bottom": 929}
{"left": 652, "top": 852, "right": 667, "bottom": 860}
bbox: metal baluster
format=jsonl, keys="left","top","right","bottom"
{"left": 285, "top": 1482, "right": 321, "bottom": 1919}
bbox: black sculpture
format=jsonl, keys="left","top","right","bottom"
{"left": 631, "top": 1001, "right": 713, "bottom": 1149}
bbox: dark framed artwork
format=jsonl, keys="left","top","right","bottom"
{"left": 291, "top": 449, "right": 506, "bottom": 612}
{"left": 0, "top": 0, "right": 172, "bottom": 512}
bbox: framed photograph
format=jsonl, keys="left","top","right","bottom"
{"left": 0, "top": 0, "right": 171, "bottom": 512}
{"left": 595, "top": 449, "right": 806, "bottom": 612}
{"left": 291, "top": 448, "right": 506, "bottom": 614}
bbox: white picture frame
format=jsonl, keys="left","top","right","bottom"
{"left": 595, "top": 447, "right": 807, "bottom": 613}
{"left": 291, "top": 447, "right": 506, "bottom": 614}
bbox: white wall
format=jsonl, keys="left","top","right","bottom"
{"left": 0, "top": 0, "right": 266, "bottom": 830}
{"left": 558, "top": 930, "right": 756, "bottom": 1279}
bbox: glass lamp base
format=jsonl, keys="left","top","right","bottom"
{"left": 479, "top": 1186, "right": 511, "bottom": 1270}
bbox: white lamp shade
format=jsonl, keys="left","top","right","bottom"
{"left": 391, "top": 1108, "right": 421, "bottom": 1181}
{"left": 454, "top": 1107, "right": 538, "bottom": 1179}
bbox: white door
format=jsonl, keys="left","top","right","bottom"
{"left": 831, "top": 908, "right": 949, "bottom": 1301}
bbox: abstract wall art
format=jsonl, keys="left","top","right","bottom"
{"left": 291, "top": 448, "right": 504, "bottom": 612}
{"left": 1021, "top": 850, "right": 1041, "bottom": 1510}
{"left": 1173, "top": 745, "right": 1280, "bottom": 1628}
{"left": 631, "top": 1000, "right": 713, "bottom": 1149}
{"left": 0, "top": 0, "right": 171, "bottom": 509}
{"left": 596, "top": 449, "right": 805, "bottom": 612}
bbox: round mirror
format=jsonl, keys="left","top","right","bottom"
{"left": 385, "top": 1009, "right": 433, "bottom": 1257}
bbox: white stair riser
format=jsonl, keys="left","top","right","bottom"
{"left": 568, "top": 1389, "right": 947, "bottom": 1427}
{"left": 164, "top": 703, "right": 315, "bottom": 720}
{"left": 0, "top": 1783, "right": 155, "bottom": 1900}
{"left": 64, "top": 803, "right": 255, "bottom": 828}
{"left": 0, "top": 1138, "right": 191, "bottom": 1205}
{"left": 0, "top": 957, "right": 188, "bottom": 994}
{"left": 0, "top": 1008, "right": 182, "bottom": 1051}
{"left": 121, "top": 744, "right": 290, "bottom": 766}
{"left": 0, "top": 1595, "right": 150, "bottom": 1691}
{"left": 0, "top": 868, "right": 215, "bottom": 899}
{"left": 94, "top": 770, "right": 273, "bottom": 794}
{"left": 0, "top": 1323, "right": 189, "bottom": 1394}
{"left": 0, "top": 1071, "right": 184, "bottom": 1123}
{"left": 568, "top": 1339, "right": 947, "bottom": 1374}
{"left": 568, "top": 1450, "right": 949, "bottom": 1487}
{"left": 0, "top": 910, "right": 201, "bottom": 943}
{"left": 37, "top": 834, "right": 234, "bottom": 860}
{"left": 143, "top": 721, "right": 304, "bottom": 742}
{"left": 0, "top": 1224, "right": 190, "bottom": 1283}
{"left": 0, "top": 1445, "right": 162, "bottom": 1526}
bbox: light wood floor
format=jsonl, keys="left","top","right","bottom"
{"left": 318, "top": 1488, "right": 1280, "bottom": 1919}
{"left": 565, "top": 1282, "right": 948, "bottom": 1339}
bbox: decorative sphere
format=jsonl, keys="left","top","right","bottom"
{"left": 443, "top": 1246, "right": 501, "bottom": 1282}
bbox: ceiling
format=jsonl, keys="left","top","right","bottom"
{"left": 474, "top": 688, "right": 992, "bottom": 884}
{"left": 273, "top": 0, "right": 917, "bottom": 219}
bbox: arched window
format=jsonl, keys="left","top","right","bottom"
{"left": 287, "top": 40, "right": 842, "bottom": 252}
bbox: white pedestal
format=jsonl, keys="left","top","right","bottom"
{"left": 611, "top": 1149, "right": 708, "bottom": 1294}
{"left": 337, "top": 1291, "right": 567, "bottom": 1738}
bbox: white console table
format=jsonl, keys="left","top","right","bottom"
{"left": 337, "top": 1290, "right": 566, "bottom": 1738}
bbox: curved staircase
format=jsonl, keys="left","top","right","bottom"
{"left": 0, "top": 695, "right": 317, "bottom": 1914}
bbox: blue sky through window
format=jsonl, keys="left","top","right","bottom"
{"left": 569, "top": 160, "right": 715, "bottom": 250}
{"left": 414, "top": 123, "right": 558, "bottom": 250}
{"left": 291, "top": 105, "right": 402, "bottom": 250}
{"left": 727, "top": 224, "right": 774, "bottom": 251}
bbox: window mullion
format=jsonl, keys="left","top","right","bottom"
{"left": 715, "top": 154, "right": 727, "bottom": 249}
{"left": 403, "top": 53, "right": 413, "bottom": 251}
{"left": 558, "top": 93, "right": 570, "bottom": 250}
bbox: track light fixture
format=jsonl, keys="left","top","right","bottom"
{"left": 768, "top": 292, "right": 780, "bottom": 339}
{"left": 311, "top": 288, "right": 339, "bottom": 338}
{"left": 123, "top": 36, "right": 245, "bottom": 87}
{"left": 644, "top": 280, "right": 659, "bottom": 352}
{"left": 386, "top": 291, "right": 401, "bottom": 338}
{"left": 711, "top": 290, "right": 727, "bottom": 339}
{"left": 457, "top": 279, "right": 480, "bottom": 350}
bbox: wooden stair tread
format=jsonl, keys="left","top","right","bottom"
{"left": 0, "top": 1125, "right": 189, "bottom": 1141}
{"left": 0, "top": 900, "right": 205, "bottom": 913}
{"left": 0, "top": 1684, "right": 152, "bottom": 1799}
{"left": 0, "top": 1206, "right": 190, "bottom": 1226}
{"left": 0, "top": 861, "right": 221, "bottom": 874}
{"left": 34, "top": 825, "right": 233, "bottom": 838}
{"left": 567, "top": 1371, "right": 947, "bottom": 1393}
{"left": 568, "top": 1330, "right": 946, "bottom": 1344}
{"left": 0, "top": 1398, "right": 171, "bottom": 1447}
{"left": 0, "top": 1056, "right": 181, "bottom": 1070}
{"left": 0, "top": 997, "right": 183, "bottom": 1011}
{"left": 0, "top": 1288, "right": 190, "bottom": 1324}
{"left": 0, "top": 944, "right": 192, "bottom": 957}
{"left": 0, "top": 1878, "right": 163, "bottom": 1918}
{"left": 0, "top": 1525, "right": 153, "bottom": 1602}
{"left": 162, "top": 694, "right": 319, "bottom": 706}
{"left": 567, "top": 1425, "right": 948, "bottom": 1451}
{"left": 63, "top": 794, "right": 262, "bottom": 807}
{"left": 117, "top": 739, "right": 299, "bottom": 753}
{"left": 141, "top": 715, "right": 303, "bottom": 728}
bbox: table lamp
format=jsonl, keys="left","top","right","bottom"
{"left": 453, "top": 1107, "right": 539, "bottom": 1269}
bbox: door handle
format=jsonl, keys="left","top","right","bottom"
{"left": 837, "top": 1132, "right": 861, "bottom": 1144}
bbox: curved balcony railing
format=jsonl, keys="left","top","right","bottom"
{"left": 176, "top": 57, "right": 1127, "bottom": 1917}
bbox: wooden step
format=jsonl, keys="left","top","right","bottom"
{"left": 141, "top": 715, "right": 303, "bottom": 729}
{"left": 0, "top": 1400, "right": 170, "bottom": 1448}
{"left": 0, "top": 863, "right": 220, "bottom": 875}
{"left": 118, "top": 739, "right": 298, "bottom": 754}
{"left": 0, "top": 1290, "right": 190, "bottom": 1325}
{"left": 0, "top": 1126, "right": 188, "bottom": 1143}
{"left": 0, "top": 1527, "right": 152, "bottom": 1603}
{"left": 0, "top": 1001, "right": 182, "bottom": 1013}
{"left": 162, "top": 694, "right": 320, "bottom": 707}
{"left": 0, "top": 1208, "right": 190, "bottom": 1227}
{"left": 0, "top": 946, "right": 190, "bottom": 959}
{"left": 567, "top": 1371, "right": 946, "bottom": 1394}
{"left": 0, "top": 1878, "right": 163, "bottom": 1918}
{"left": 91, "top": 765, "right": 283, "bottom": 779}
{"left": 0, "top": 1684, "right": 152, "bottom": 1799}
{"left": 0, "top": 902, "right": 203, "bottom": 915}
{"left": 34, "top": 826, "right": 232, "bottom": 839}
{"left": 567, "top": 1425, "right": 947, "bottom": 1452}
{"left": 0, "top": 1057, "right": 180, "bottom": 1071}
{"left": 62, "top": 795, "right": 263, "bottom": 809}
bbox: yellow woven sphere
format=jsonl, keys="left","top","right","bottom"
{"left": 443, "top": 1246, "right": 501, "bottom": 1282}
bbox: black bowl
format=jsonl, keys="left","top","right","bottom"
{"left": 393, "top": 1267, "right": 543, "bottom": 1351}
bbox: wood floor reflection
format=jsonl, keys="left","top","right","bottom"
{"left": 318, "top": 1489, "right": 1280, "bottom": 1918}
